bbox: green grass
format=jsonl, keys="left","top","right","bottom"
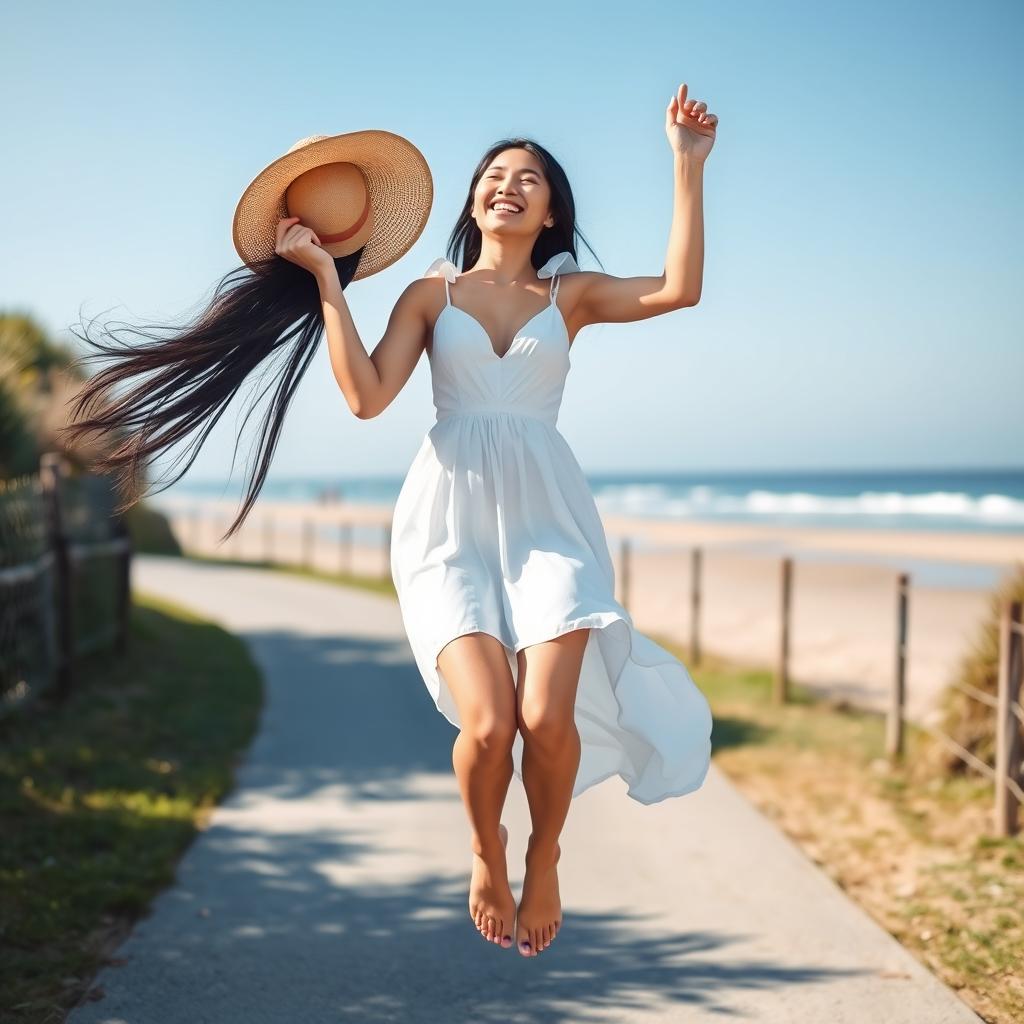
{"left": 683, "top": 647, "right": 893, "bottom": 761}
{"left": 0, "top": 592, "right": 263, "bottom": 1023}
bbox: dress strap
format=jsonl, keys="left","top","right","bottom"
{"left": 537, "top": 250, "right": 581, "bottom": 303}
{"left": 426, "top": 251, "right": 578, "bottom": 305}
{"left": 423, "top": 257, "right": 458, "bottom": 307}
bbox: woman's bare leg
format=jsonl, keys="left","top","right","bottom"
{"left": 514, "top": 627, "right": 589, "bottom": 957}
{"left": 436, "top": 631, "right": 518, "bottom": 948}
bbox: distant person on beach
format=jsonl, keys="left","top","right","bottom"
{"left": 316, "top": 486, "right": 343, "bottom": 504}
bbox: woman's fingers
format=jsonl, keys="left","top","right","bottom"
{"left": 275, "top": 219, "right": 323, "bottom": 255}
{"left": 294, "top": 226, "right": 320, "bottom": 247}
{"left": 274, "top": 215, "right": 302, "bottom": 249}
{"left": 271, "top": 217, "right": 333, "bottom": 275}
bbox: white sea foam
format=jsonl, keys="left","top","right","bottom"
{"left": 592, "top": 484, "right": 1024, "bottom": 526}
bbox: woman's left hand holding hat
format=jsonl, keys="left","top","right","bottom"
{"left": 275, "top": 215, "right": 336, "bottom": 277}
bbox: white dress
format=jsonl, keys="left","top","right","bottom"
{"left": 389, "top": 250, "right": 713, "bottom": 804}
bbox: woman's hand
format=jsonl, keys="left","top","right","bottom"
{"left": 274, "top": 216, "right": 335, "bottom": 276}
{"left": 665, "top": 82, "right": 718, "bottom": 162}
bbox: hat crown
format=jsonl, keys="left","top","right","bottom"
{"left": 233, "top": 129, "right": 433, "bottom": 280}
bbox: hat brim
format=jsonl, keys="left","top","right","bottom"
{"left": 232, "top": 129, "right": 433, "bottom": 281}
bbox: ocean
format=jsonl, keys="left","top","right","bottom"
{"left": 161, "top": 466, "right": 1024, "bottom": 534}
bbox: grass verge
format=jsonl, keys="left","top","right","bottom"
{"left": 183, "top": 551, "right": 397, "bottom": 598}
{"left": 0, "top": 591, "right": 263, "bottom": 1023}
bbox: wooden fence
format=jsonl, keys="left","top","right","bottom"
{"left": 617, "top": 539, "right": 1024, "bottom": 837}
{"left": 0, "top": 452, "right": 132, "bottom": 713}
{"left": 175, "top": 502, "right": 394, "bottom": 579}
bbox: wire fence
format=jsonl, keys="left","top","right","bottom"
{"left": 0, "top": 452, "right": 132, "bottom": 715}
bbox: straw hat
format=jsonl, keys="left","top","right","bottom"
{"left": 232, "top": 129, "right": 433, "bottom": 280}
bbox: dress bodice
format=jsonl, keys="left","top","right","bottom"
{"left": 422, "top": 250, "right": 581, "bottom": 427}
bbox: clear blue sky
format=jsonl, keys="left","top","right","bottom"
{"left": 3, "top": 0, "right": 1021, "bottom": 494}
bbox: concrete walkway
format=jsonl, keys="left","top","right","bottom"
{"left": 69, "top": 555, "right": 982, "bottom": 1024}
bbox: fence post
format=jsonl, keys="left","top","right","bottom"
{"left": 995, "top": 599, "right": 1023, "bottom": 837}
{"left": 774, "top": 556, "right": 792, "bottom": 704}
{"left": 303, "top": 519, "right": 315, "bottom": 570}
{"left": 689, "top": 546, "right": 702, "bottom": 666}
{"left": 619, "top": 537, "right": 631, "bottom": 613}
{"left": 114, "top": 511, "right": 132, "bottom": 655}
{"left": 263, "top": 517, "right": 274, "bottom": 564}
{"left": 340, "top": 521, "right": 352, "bottom": 575}
{"left": 39, "top": 453, "right": 74, "bottom": 699}
{"left": 382, "top": 523, "right": 392, "bottom": 579}
{"left": 887, "top": 572, "right": 910, "bottom": 762}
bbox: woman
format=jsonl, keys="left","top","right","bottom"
{"left": 274, "top": 83, "right": 719, "bottom": 958}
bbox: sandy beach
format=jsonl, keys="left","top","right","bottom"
{"left": 153, "top": 495, "right": 1024, "bottom": 729}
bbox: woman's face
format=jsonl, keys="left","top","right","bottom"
{"left": 472, "top": 148, "right": 554, "bottom": 239}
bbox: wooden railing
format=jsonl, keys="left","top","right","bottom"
{"left": 0, "top": 453, "right": 132, "bottom": 713}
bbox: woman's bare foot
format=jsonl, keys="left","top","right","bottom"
{"left": 469, "top": 823, "right": 516, "bottom": 949}
{"left": 515, "top": 835, "right": 562, "bottom": 957}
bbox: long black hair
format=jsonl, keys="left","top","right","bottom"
{"left": 446, "top": 136, "right": 603, "bottom": 275}
{"left": 60, "top": 248, "right": 363, "bottom": 540}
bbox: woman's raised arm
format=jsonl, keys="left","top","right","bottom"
{"left": 573, "top": 81, "right": 717, "bottom": 328}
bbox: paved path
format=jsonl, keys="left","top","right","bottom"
{"left": 69, "top": 555, "right": 982, "bottom": 1023}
